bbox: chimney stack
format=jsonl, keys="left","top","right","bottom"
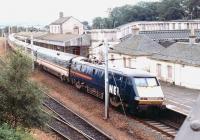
{"left": 132, "top": 26, "right": 140, "bottom": 36}
{"left": 189, "top": 27, "right": 196, "bottom": 44}
{"left": 59, "top": 12, "right": 64, "bottom": 18}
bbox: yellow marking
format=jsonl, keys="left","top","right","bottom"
{"left": 138, "top": 100, "right": 163, "bottom": 105}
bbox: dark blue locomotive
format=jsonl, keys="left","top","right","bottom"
{"left": 70, "top": 57, "right": 164, "bottom": 109}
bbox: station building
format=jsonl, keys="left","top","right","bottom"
{"left": 14, "top": 12, "right": 91, "bottom": 57}
{"left": 14, "top": 32, "right": 91, "bottom": 57}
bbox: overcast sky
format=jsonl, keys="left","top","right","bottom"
{"left": 0, "top": 0, "right": 157, "bottom": 26}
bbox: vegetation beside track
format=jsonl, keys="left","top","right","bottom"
{"left": 0, "top": 51, "right": 48, "bottom": 139}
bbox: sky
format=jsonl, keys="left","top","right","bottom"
{"left": 0, "top": 0, "right": 157, "bottom": 26}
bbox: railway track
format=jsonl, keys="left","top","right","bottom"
{"left": 43, "top": 93, "right": 113, "bottom": 140}
{"left": 131, "top": 109, "right": 184, "bottom": 139}
{"left": 45, "top": 111, "right": 89, "bottom": 140}
{"left": 142, "top": 119, "right": 178, "bottom": 139}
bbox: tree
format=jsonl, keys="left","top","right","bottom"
{"left": 157, "top": 0, "right": 185, "bottom": 20}
{"left": 186, "top": 0, "right": 200, "bottom": 19}
{"left": 0, "top": 51, "right": 47, "bottom": 129}
{"left": 92, "top": 17, "right": 104, "bottom": 29}
{"left": 82, "top": 21, "right": 91, "bottom": 30}
{"left": 92, "top": 0, "right": 200, "bottom": 28}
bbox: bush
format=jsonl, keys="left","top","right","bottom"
{"left": 0, "top": 51, "right": 48, "bottom": 128}
{"left": 0, "top": 124, "right": 34, "bottom": 140}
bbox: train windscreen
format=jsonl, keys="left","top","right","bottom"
{"left": 134, "top": 77, "right": 158, "bottom": 87}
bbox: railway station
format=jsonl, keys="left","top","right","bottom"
{"left": 1, "top": 0, "right": 200, "bottom": 140}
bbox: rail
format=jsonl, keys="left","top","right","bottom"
{"left": 43, "top": 93, "right": 113, "bottom": 140}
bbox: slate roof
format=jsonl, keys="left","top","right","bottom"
{"left": 15, "top": 32, "right": 47, "bottom": 38}
{"left": 50, "top": 16, "right": 71, "bottom": 25}
{"left": 151, "top": 42, "right": 200, "bottom": 66}
{"left": 139, "top": 30, "right": 191, "bottom": 41}
{"left": 139, "top": 30, "right": 200, "bottom": 41}
{"left": 110, "top": 35, "right": 164, "bottom": 56}
{"left": 35, "top": 33, "right": 79, "bottom": 42}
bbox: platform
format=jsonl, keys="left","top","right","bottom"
{"left": 161, "top": 82, "right": 200, "bottom": 116}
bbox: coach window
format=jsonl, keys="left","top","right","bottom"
{"left": 80, "top": 65, "right": 82, "bottom": 71}
{"left": 74, "top": 62, "right": 77, "bottom": 68}
{"left": 93, "top": 69, "right": 96, "bottom": 75}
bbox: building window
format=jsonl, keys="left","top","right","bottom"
{"left": 111, "top": 54, "right": 114, "bottom": 63}
{"left": 156, "top": 64, "right": 161, "bottom": 77}
{"left": 123, "top": 57, "right": 126, "bottom": 68}
{"left": 173, "top": 23, "right": 176, "bottom": 30}
{"left": 128, "top": 58, "right": 131, "bottom": 68}
{"left": 141, "top": 24, "right": 145, "bottom": 30}
{"left": 73, "top": 47, "right": 80, "bottom": 55}
{"left": 187, "top": 23, "right": 190, "bottom": 29}
{"left": 167, "top": 65, "right": 172, "bottom": 79}
{"left": 178, "top": 23, "right": 181, "bottom": 30}
{"left": 74, "top": 26, "right": 79, "bottom": 35}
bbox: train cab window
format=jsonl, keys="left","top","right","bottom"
{"left": 146, "top": 78, "right": 158, "bottom": 87}
{"left": 134, "top": 77, "right": 158, "bottom": 87}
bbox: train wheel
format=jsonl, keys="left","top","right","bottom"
{"left": 110, "top": 95, "right": 121, "bottom": 108}
{"left": 75, "top": 81, "right": 82, "bottom": 90}
{"left": 60, "top": 75, "right": 65, "bottom": 81}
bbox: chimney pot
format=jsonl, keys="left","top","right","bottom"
{"left": 59, "top": 12, "right": 64, "bottom": 18}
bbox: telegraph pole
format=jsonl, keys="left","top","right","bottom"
{"left": 25, "top": 39, "right": 27, "bottom": 52}
{"left": 2, "top": 29, "right": 6, "bottom": 53}
{"left": 31, "top": 35, "right": 34, "bottom": 71}
{"left": 102, "top": 8, "right": 111, "bottom": 119}
{"left": 104, "top": 39, "right": 109, "bottom": 119}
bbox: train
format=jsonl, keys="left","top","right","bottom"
{"left": 8, "top": 34, "right": 165, "bottom": 112}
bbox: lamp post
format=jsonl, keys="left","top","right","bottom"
{"left": 31, "top": 35, "right": 34, "bottom": 71}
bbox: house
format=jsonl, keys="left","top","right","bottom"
{"left": 108, "top": 34, "right": 164, "bottom": 71}
{"left": 49, "top": 12, "right": 84, "bottom": 35}
{"left": 108, "top": 29, "right": 200, "bottom": 90}
{"left": 150, "top": 42, "right": 200, "bottom": 90}
{"left": 116, "top": 20, "right": 200, "bottom": 40}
